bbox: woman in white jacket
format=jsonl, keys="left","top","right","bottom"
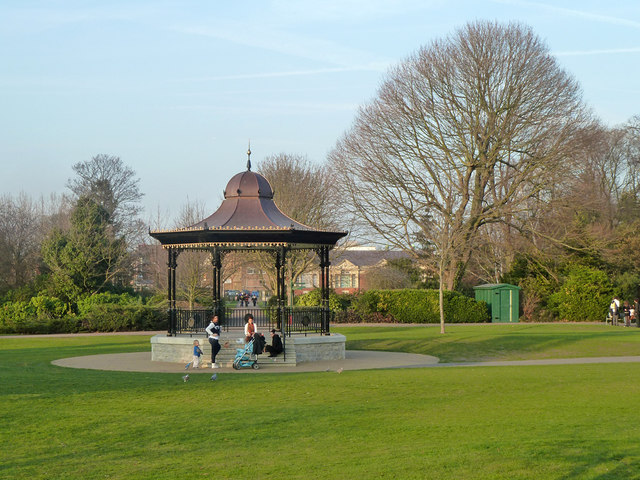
{"left": 206, "top": 316, "right": 222, "bottom": 368}
{"left": 244, "top": 314, "right": 256, "bottom": 342}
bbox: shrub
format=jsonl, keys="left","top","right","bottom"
{"left": 334, "top": 310, "right": 396, "bottom": 323}
{"left": 548, "top": 265, "right": 613, "bottom": 322}
{"left": 519, "top": 275, "right": 560, "bottom": 322}
{"left": 79, "top": 303, "right": 166, "bottom": 332}
{"left": 349, "top": 289, "right": 488, "bottom": 324}
{"left": 76, "top": 292, "right": 138, "bottom": 316}
{"left": 0, "top": 293, "right": 165, "bottom": 334}
{"left": 29, "top": 295, "right": 68, "bottom": 319}
{"left": 0, "top": 301, "right": 35, "bottom": 333}
{"left": 295, "top": 289, "right": 351, "bottom": 312}
{"left": 613, "top": 271, "right": 640, "bottom": 303}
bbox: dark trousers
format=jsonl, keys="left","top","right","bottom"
{"left": 264, "top": 345, "right": 282, "bottom": 357}
{"left": 209, "top": 338, "right": 221, "bottom": 363}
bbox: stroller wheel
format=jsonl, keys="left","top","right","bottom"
{"left": 232, "top": 362, "right": 240, "bottom": 370}
{"left": 252, "top": 363, "right": 260, "bottom": 370}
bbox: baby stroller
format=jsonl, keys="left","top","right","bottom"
{"left": 232, "top": 333, "right": 265, "bottom": 370}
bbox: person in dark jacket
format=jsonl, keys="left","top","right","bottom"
{"left": 252, "top": 332, "right": 266, "bottom": 355}
{"left": 264, "top": 329, "right": 283, "bottom": 357}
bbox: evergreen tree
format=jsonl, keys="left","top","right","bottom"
{"left": 41, "top": 197, "right": 126, "bottom": 303}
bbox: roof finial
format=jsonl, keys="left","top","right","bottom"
{"left": 247, "top": 140, "right": 252, "bottom": 171}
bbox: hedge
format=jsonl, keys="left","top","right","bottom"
{"left": 296, "top": 288, "right": 488, "bottom": 324}
{"left": 346, "top": 289, "right": 488, "bottom": 324}
{"left": 78, "top": 303, "right": 166, "bottom": 332}
{"left": 0, "top": 293, "right": 166, "bottom": 334}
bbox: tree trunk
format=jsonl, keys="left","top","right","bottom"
{"left": 439, "top": 263, "right": 446, "bottom": 334}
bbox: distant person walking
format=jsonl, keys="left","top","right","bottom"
{"left": 610, "top": 297, "right": 620, "bottom": 326}
{"left": 623, "top": 301, "right": 631, "bottom": 327}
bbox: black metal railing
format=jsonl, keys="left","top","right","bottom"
{"left": 175, "top": 309, "right": 211, "bottom": 335}
{"left": 171, "top": 306, "right": 330, "bottom": 337}
{"left": 282, "top": 307, "right": 331, "bottom": 337}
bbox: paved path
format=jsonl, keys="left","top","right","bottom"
{"left": 52, "top": 350, "right": 441, "bottom": 373}
{"left": 51, "top": 350, "right": 640, "bottom": 374}
{"left": 16, "top": 330, "right": 640, "bottom": 374}
{"left": 430, "top": 356, "right": 640, "bottom": 368}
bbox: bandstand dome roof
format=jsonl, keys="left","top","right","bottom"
{"left": 189, "top": 168, "right": 312, "bottom": 231}
{"left": 149, "top": 154, "right": 347, "bottom": 249}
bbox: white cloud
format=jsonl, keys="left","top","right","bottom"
{"left": 175, "top": 65, "right": 388, "bottom": 82}
{"left": 269, "top": 0, "right": 440, "bottom": 23}
{"left": 172, "top": 22, "right": 388, "bottom": 67}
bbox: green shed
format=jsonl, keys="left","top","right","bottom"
{"left": 473, "top": 283, "right": 521, "bottom": 323}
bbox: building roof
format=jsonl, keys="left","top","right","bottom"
{"left": 149, "top": 157, "right": 347, "bottom": 249}
{"left": 189, "top": 168, "right": 313, "bottom": 231}
{"left": 331, "top": 249, "right": 410, "bottom": 268}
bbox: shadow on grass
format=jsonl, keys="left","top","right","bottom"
{"left": 338, "top": 324, "right": 640, "bottom": 363}
{"left": 553, "top": 442, "right": 640, "bottom": 480}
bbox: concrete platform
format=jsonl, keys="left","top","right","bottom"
{"left": 151, "top": 332, "right": 347, "bottom": 366}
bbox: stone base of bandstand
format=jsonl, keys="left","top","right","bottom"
{"left": 150, "top": 331, "right": 346, "bottom": 367}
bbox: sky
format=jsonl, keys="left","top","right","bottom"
{"left": 1, "top": 0, "right": 639, "bottom": 225}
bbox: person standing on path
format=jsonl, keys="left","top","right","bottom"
{"left": 206, "top": 316, "right": 222, "bottom": 368}
{"left": 192, "top": 340, "right": 204, "bottom": 368}
{"left": 623, "top": 301, "right": 631, "bottom": 327}
{"left": 610, "top": 297, "right": 620, "bottom": 326}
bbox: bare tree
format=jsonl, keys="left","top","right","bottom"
{"left": 255, "top": 153, "right": 341, "bottom": 303}
{"left": 329, "top": 21, "right": 591, "bottom": 332}
{"left": 67, "top": 154, "right": 145, "bottom": 246}
{"left": 531, "top": 119, "right": 640, "bottom": 270}
{"left": 365, "top": 265, "right": 412, "bottom": 290}
{"left": 173, "top": 199, "right": 211, "bottom": 308}
{"left": 39, "top": 193, "right": 73, "bottom": 236}
{"left": 0, "top": 193, "right": 42, "bottom": 291}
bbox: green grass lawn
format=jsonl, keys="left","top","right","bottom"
{"left": 2, "top": 325, "right": 640, "bottom": 479}
{"left": 337, "top": 323, "right": 640, "bottom": 363}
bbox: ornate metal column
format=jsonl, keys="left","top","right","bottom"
{"left": 167, "top": 247, "right": 180, "bottom": 336}
{"left": 275, "top": 246, "right": 288, "bottom": 334}
{"left": 211, "top": 247, "right": 223, "bottom": 320}
{"left": 318, "top": 246, "right": 331, "bottom": 335}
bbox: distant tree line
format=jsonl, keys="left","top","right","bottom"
{"left": 0, "top": 155, "right": 165, "bottom": 333}
{"left": 1, "top": 21, "right": 639, "bottom": 333}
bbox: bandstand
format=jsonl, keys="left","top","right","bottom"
{"left": 148, "top": 152, "right": 347, "bottom": 365}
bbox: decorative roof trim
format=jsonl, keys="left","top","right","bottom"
{"left": 160, "top": 242, "right": 334, "bottom": 250}
{"left": 150, "top": 225, "right": 339, "bottom": 234}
